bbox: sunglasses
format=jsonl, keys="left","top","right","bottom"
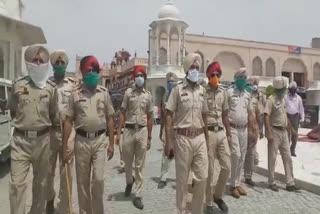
{"left": 190, "top": 65, "right": 200, "bottom": 70}
{"left": 136, "top": 74, "right": 144, "bottom": 78}
{"left": 211, "top": 73, "right": 221, "bottom": 78}
{"left": 54, "top": 59, "right": 66, "bottom": 65}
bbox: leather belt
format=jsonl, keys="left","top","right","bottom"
{"left": 125, "top": 124, "right": 145, "bottom": 129}
{"left": 76, "top": 129, "right": 106, "bottom": 138}
{"left": 208, "top": 125, "right": 224, "bottom": 132}
{"left": 15, "top": 127, "right": 50, "bottom": 138}
{"left": 230, "top": 123, "right": 247, "bottom": 129}
{"left": 272, "top": 126, "right": 286, "bottom": 131}
{"left": 176, "top": 128, "right": 204, "bottom": 138}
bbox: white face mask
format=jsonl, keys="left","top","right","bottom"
{"left": 26, "top": 61, "right": 49, "bottom": 89}
{"left": 135, "top": 76, "right": 145, "bottom": 87}
{"left": 187, "top": 69, "right": 199, "bottom": 83}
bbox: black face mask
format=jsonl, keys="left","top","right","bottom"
{"left": 289, "top": 88, "right": 296, "bottom": 95}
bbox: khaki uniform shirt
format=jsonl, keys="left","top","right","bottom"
{"left": 226, "top": 86, "right": 252, "bottom": 126}
{"left": 206, "top": 85, "right": 228, "bottom": 128}
{"left": 166, "top": 81, "right": 208, "bottom": 129}
{"left": 252, "top": 90, "right": 265, "bottom": 116}
{"left": 264, "top": 95, "right": 287, "bottom": 127}
{"left": 121, "top": 86, "right": 153, "bottom": 126}
{"left": 50, "top": 76, "right": 77, "bottom": 126}
{"left": 8, "top": 76, "right": 56, "bottom": 131}
{"left": 65, "top": 84, "right": 114, "bottom": 132}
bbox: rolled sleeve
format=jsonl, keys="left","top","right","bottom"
{"left": 165, "top": 87, "right": 177, "bottom": 112}
{"left": 121, "top": 90, "right": 129, "bottom": 110}
{"left": 65, "top": 93, "right": 75, "bottom": 117}
{"left": 264, "top": 98, "right": 273, "bottom": 116}
{"left": 147, "top": 93, "right": 154, "bottom": 113}
{"left": 105, "top": 91, "right": 115, "bottom": 116}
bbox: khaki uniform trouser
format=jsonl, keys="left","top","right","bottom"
{"left": 175, "top": 133, "right": 208, "bottom": 214}
{"left": 268, "top": 127, "right": 295, "bottom": 186}
{"left": 160, "top": 140, "right": 173, "bottom": 182}
{"left": 122, "top": 127, "right": 148, "bottom": 198}
{"left": 206, "top": 130, "right": 230, "bottom": 206}
{"left": 244, "top": 142, "right": 257, "bottom": 179}
{"left": 75, "top": 133, "right": 108, "bottom": 214}
{"left": 230, "top": 127, "right": 248, "bottom": 187}
{"left": 9, "top": 131, "right": 50, "bottom": 214}
{"left": 47, "top": 127, "right": 75, "bottom": 214}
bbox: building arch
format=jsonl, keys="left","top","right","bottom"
{"left": 266, "top": 58, "right": 276, "bottom": 77}
{"left": 159, "top": 47, "right": 167, "bottom": 65}
{"left": 214, "top": 51, "right": 245, "bottom": 80}
{"left": 252, "top": 56, "right": 263, "bottom": 76}
{"left": 314, "top": 63, "right": 320, "bottom": 81}
{"left": 282, "top": 58, "right": 307, "bottom": 86}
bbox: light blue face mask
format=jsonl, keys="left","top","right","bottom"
{"left": 187, "top": 69, "right": 199, "bottom": 83}
{"left": 135, "top": 76, "right": 145, "bottom": 87}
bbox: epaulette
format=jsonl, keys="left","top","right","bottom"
{"left": 98, "top": 85, "right": 107, "bottom": 92}
{"left": 13, "top": 76, "right": 29, "bottom": 84}
{"left": 67, "top": 77, "right": 77, "bottom": 84}
{"left": 46, "top": 79, "right": 56, "bottom": 87}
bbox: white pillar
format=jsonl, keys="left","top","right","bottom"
{"left": 178, "top": 27, "right": 182, "bottom": 66}
{"left": 167, "top": 25, "right": 171, "bottom": 65}
{"left": 182, "top": 30, "right": 186, "bottom": 60}
{"left": 156, "top": 27, "right": 160, "bottom": 66}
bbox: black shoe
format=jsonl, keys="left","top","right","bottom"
{"left": 133, "top": 197, "right": 144, "bottom": 210}
{"left": 158, "top": 180, "right": 167, "bottom": 189}
{"left": 124, "top": 176, "right": 135, "bottom": 197}
{"left": 46, "top": 199, "right": 54, "bottom": 214}
{"left": 286, "top": 185, "right": 300, "bottom": 192}
{"left": 245, "top": 178, "right": 255, "bottom": 187}
{"left": 206, "top": 205, "right": 215, "bottom": 214}
{"left": 214, "top": 198, "right": 228, "bottom": 212}
{"left": 291, "top": 152, "right": 297, "bottom": 157}
{"left": 269, "top": 184, "right": 279, "bottom": 192}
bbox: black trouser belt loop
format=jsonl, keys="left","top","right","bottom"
{"left": 76, "top": 129, "right": 106, "bottom": 138}
{"left": 125, "top": 124, "right": 145, "bottom": 129}
{"left": 15, "top": 127, "right": 50, "bottom": 137}
{"left": 272, "top": 126, "right": 286, "bottom": 131}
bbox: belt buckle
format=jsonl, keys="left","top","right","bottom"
{"left": 27, "top": 131, "right": 37, "bottom": 138}
{"left": 134, "top": 124, "right": 139, "bottom": 129}
{"left": 88, "top": 132, "right": 96, "bottom": 139}
{"left": 189, "top": 130, "right": 196, "bottom": 138}
{"left": 214, "top": 126, "right": 219, "bottom": 132}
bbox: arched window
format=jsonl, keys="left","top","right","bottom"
{"left": 159, "top": 47, "right": 167, "bottom": 65}
{"left": 266, "top": 58, "right": 276, "bottom": 77}
{"left": 252, "top": 56, "right": 262, "bottom": 76}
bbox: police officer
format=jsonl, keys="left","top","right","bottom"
{"left": 158, "top": 72, "right": 178, "bottom": 189}
{"left": 46, "top": 50, "right": 76, "bottom": 214}
{"left": 264, "top": 76, "right": 299, "bottom": 192}
{"left": 116, "top": 66, "right": 153, "bottom": 210}
{"left": 8, "top": 45, "right": 56, "bottom": 214}
{"left": 63, "top": 56, "right": 115, "bottom": 214}
{"left": 226, "top": 68, "right": 257, "bottom": 198}
{"left": 244, "top": 77, "right": 261, "bottom": 186}
{"left": 165, "top": 53, "right": 209, "bottom": 214}
{"left": 205, "top": 62, "right": 231, "bottom": 213}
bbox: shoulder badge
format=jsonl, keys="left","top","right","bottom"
{"left": 67, "top": 77, "right": 77, "bottom": 84}
{"left": 13, "top": 76, "right": 29, "bottom": 84}
{"left": 46, "top": 79, "right": 56, "bottom": 87}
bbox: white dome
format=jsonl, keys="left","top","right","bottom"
{"left": 158, "top": 1, "right": 181, "bottom": 19}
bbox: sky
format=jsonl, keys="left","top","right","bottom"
{"left": 22, "top": 0, "right": 320, "bottom": 72}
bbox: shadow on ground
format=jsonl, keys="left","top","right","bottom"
{"left": 0, "top": 159, "right": 10, "bottom": 178}
{"left": 107, "top": 192, "right": 132, "bottom": 202}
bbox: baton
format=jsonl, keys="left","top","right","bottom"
{"left": 65, "top": 163, "right": 73, "bottom": 214}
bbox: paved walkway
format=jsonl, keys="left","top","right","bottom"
{"left": 1, "top": 126, "right": 320, "bottom": 213}
{"left": 256, "top": 128, "right": 320, "bottom": 194}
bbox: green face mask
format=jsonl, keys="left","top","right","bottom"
{"left": 235, "top": 78, "right": 247, "bottom": 90}
{"left": 245, "top": 85, "right": 253, "bottom": 93}
{"left": 83, "top": 72, "right": 100, "bottom": 88}
{"left": 53, "top": 65, "right": 67, "bottom": 75}
{"left": 275, "top": 88, "right": 287, "bottom": 97}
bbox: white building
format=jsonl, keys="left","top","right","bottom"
{"left": 0, "top": 0, "right": 46, "bottom": 83}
